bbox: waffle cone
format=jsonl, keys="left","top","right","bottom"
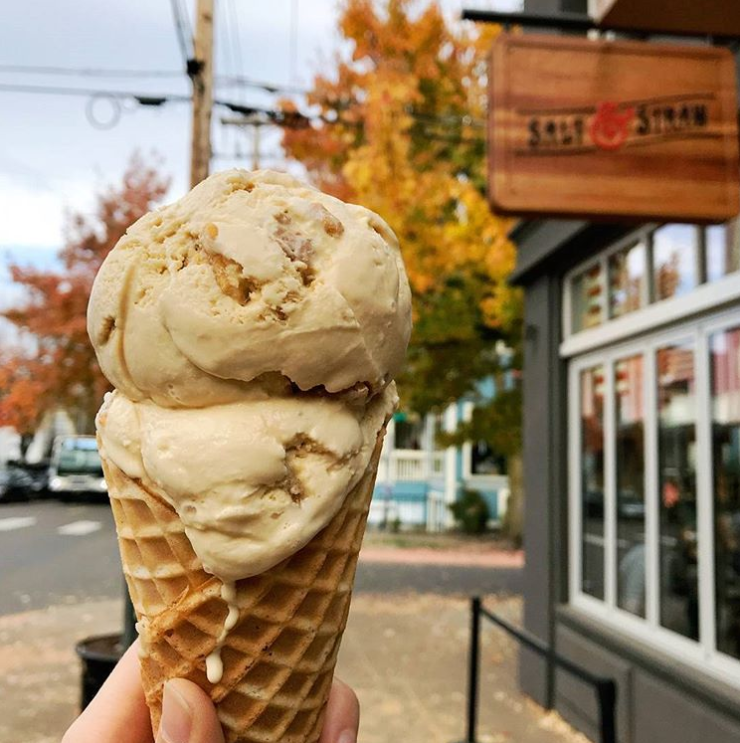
{"left": 102, "top": 431, "right": 384, "bottom": 743}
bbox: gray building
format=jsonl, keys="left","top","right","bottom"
{"left": 513, "top": 2, "right": 740, "bottom": 741}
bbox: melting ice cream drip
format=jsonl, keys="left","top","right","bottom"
{"left": 206, "top": 582, "right": 240, "bottom": 684}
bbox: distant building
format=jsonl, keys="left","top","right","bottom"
{"left": 369, "top": 388, "right": 511, "bottom": 531}
{"left": 0, "top": 409, "right": 75, "bottom": 466}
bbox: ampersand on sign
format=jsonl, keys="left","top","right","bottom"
{"left": 589, "top": 101, "right": 635, "bottom": 151}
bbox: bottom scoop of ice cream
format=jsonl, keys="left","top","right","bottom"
{"left": 97, "top": 385, "right": 395, "bottom": 581}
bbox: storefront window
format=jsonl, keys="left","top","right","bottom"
{"left": 657, "top": 343, "right": 698, "bottom": 641}
{"left": 707, "top": 221, "right": 740, "bottom": 282}
{"left": 711, "top": 327, "right": 740, "bottom": 661}
{"left": 572, "top": 263, "right": 603, "bottom": 333}
{"left": 616, "top": 355, "right": 646, "bottom": 617}
{"left": 609, "top": 241, "right": 645, "bottom": 320}
{"left": 581, "top": 365, "right": 605, "bottom": 600}
{"left": 652, "top": 225, "right": 699, "bottom": 302}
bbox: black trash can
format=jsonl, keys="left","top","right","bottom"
{"left": 75, "top": 633, "right": 125, "bottom": 709}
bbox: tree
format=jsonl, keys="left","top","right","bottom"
{"left": 0, "top": 155, "right": 170, "bottom": 449}
{"left": 281, "top": 0, "right": 524, "bottom": 539}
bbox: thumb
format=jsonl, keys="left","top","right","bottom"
{"left": 156, "top": 679, "right": 225, "bottom": 743}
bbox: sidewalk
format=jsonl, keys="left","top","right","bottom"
{"left": 0, "top": 594, "right": 587, "bottom": 743}
{"left": 360, "top": 530, "right": 524, "bottom": 568}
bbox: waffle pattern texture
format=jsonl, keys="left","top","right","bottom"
{"left": 103, "top": 434, "right": 383, "bottom": 743}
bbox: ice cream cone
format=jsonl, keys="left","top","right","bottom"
{"left": 103, "top": 431, "right": 385, "bottom": 743}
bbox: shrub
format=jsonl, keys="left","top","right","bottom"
{"left": 449, "top": 489, "right": 489, "bottom": 535}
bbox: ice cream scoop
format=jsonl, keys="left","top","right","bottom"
{"left": 88, "top": 169, "right": 411, "bottom": 408}
{"left": 97, "top": 384, "right": 396, "bottom": 580}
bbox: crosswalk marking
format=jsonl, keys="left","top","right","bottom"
{"left": 57, "top": 520, "right": 102, "bottom": 536}
{"left": 0, "top": 516, "right": 37, "bottom": 532}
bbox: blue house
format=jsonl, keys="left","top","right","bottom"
{"left": 369, "top": 379, "right": 511, "bottom": 531}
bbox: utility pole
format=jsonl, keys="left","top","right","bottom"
{"left": 222, "top": 113, "right": 269, "bottom": 169}
{"left": 189, "top": 0, "right": 214, "bottom": 187}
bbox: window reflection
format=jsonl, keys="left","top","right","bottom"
{"left": 581, "top": 366, "right": 605, "bottom": 600}
{"left": 572, "top": 263, "right": 603, "bottom": 333}
{"left": 616, "top": 355, "right": 646, "bottom": 617}
{"left": 657, "top": 343, "right": 698, "bottom": 640}
{"left": 706, "top": 221, "right": 740, "bottom": 282}
{"left": 609, "top": 242, "right": 645, "bottom": 320}
{"left": 653, "top": 225, "right": 698, "bottom": 301}
{"left": 711, "top": 327, "right": 740, "bottom": 661}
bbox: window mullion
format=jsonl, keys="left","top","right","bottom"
{"left": 645, "top": 345, "right": 660, "bottom": 628}
{"left": 695, "top": 327, "right": 716, "bottom": 658}
{"left": 569, "top": 363, "right": 582, "bottom": 603}
{"left": 604, "top": 358, "right": 617, "bottom": 608}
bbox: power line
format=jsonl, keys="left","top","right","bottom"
{"left": 0, "top": 63, "right": 184, "bottom": 79}
{"left": 226, "top": 0, "right": 246, "bottom": 91}
{"left": 169, "top": 0, "right": 193, "bottom": 68}
{"left": 217, "top": 74, "right": 308, "bottom": 95}
{"left": 0, "top": 62, "right": 308, "bottom": 94}
{"left": 0, "top": 81, "right": 485, "bottom": 142}
{"left": 0, "top": 81, "right": 190, "bottom": 103}
{"left": 216, "top": 1, "right": 234, "bottom": 82}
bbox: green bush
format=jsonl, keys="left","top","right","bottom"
{"left": 449, "top": 489, "right": 490, "bottom": 535}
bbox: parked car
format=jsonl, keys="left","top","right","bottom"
{"left": 0, "top": 460, "right": 47, "bottom": 502}
{"left": 48, "top": 435, "right": 107, "bottom": 499}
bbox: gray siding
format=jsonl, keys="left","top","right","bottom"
{"left": 519, "top": 271, "right": 568, "bottom": 706}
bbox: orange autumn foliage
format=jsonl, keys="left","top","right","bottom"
{"left": 281, "top": 0, "right": 522, "bottom": 413}
{"left": 0, "top": 155, "right": 170, "bottom": 440}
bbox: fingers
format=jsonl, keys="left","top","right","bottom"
{"left": 62, "top": 641, "right": 355, "bottom": 743}
{"left": 156, "top": 679, "right": 225, "bottom": 743}
{"left": 62, "top": 640, "right": 154, "bottom": 743}
{"left": 319, "top": 677, "right": 360, "bottom": 743}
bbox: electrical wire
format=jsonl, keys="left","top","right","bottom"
{"left": 0, "top": 81, "right": 485, "bottom": 142}
{"left": 227, "top": 0, "right": 246, "bottom": 94}
{"left": 216, "top": 1, "right": 235, "bottom": 83}
{"left": 217, "top": 75, "right": 308, "bottom": 94}
{"left": 0, "top": 62, "right": 308, "bottom": 93}
{"left": 0, "top": 81, "right": 190, "bottom": 103}
{"left": 0, "top": 63, "right": 184, "bottom": 79}
{"left": 169, "top": 0, "right": 193, "bottom": 66}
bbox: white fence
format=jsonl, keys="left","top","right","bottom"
{"left": 376, "top": 449, "right": 445, "bottom": 483}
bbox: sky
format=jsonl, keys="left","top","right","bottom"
{"left": 0, "top": 0, "right": 520, "bottom": 260}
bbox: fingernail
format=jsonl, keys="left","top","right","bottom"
{"left": 337, "top": 730, "right": 357, "bottom": 743}
{"left": 160, "top": 681, "right": 193, "bottom": 743}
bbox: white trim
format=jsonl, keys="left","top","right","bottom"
{"left": 604, "top": 361, "right": 617, "bottom": 608}
{"left": 568, "top": 360, "right": 582, "bottom": 606}
{"left": 644, "top": 347, "right": 660, "bottom": 629}
{"left": 571, "top": 595, "right": 740, "bottom": 689}
{"left": 561, "top": 271, "right": 740, "bottom": 359}
{"left": 695, "top": 329, "right": 716, "bottom": 658}
{"left": 443, "top": 404, "right": 458, "bottom": 527}
{"left": 461, "top": 401, "right": 474, "bottom": 479}
{"left": 568, "top": 304, "right": 740, "bottom": 686}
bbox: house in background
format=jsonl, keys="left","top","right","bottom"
{"left": 369, "top": 379, "right": 512, "bottom": 531}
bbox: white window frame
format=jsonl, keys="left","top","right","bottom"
{"left": 562, "top": 226, "right": 653, "bottom": 340}
{"left": 568, "top": 305, "right": 740, "bottom": 688}
{"left": 562, "top": 225, "right": 740, "bottom": 360}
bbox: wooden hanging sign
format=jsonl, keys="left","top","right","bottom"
{"left": 488, "top": 34, "right": 739, "bottom": 222}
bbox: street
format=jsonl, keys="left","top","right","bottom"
{"left": 0, "top": 500, "right": 522, "bottom": 616}
{"left": 0, "top": 502, "right": 578, "bottom": 743}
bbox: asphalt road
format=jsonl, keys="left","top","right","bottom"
{"left": 0, "top": 500, "right": 522, "bottom": 616}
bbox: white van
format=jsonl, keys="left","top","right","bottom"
{"left": 49, "top": 435, "right": 107, "bottom": 498}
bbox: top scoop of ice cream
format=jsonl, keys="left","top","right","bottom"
{"left": 88, "top": 169, "right": 412, "bottom": 407}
